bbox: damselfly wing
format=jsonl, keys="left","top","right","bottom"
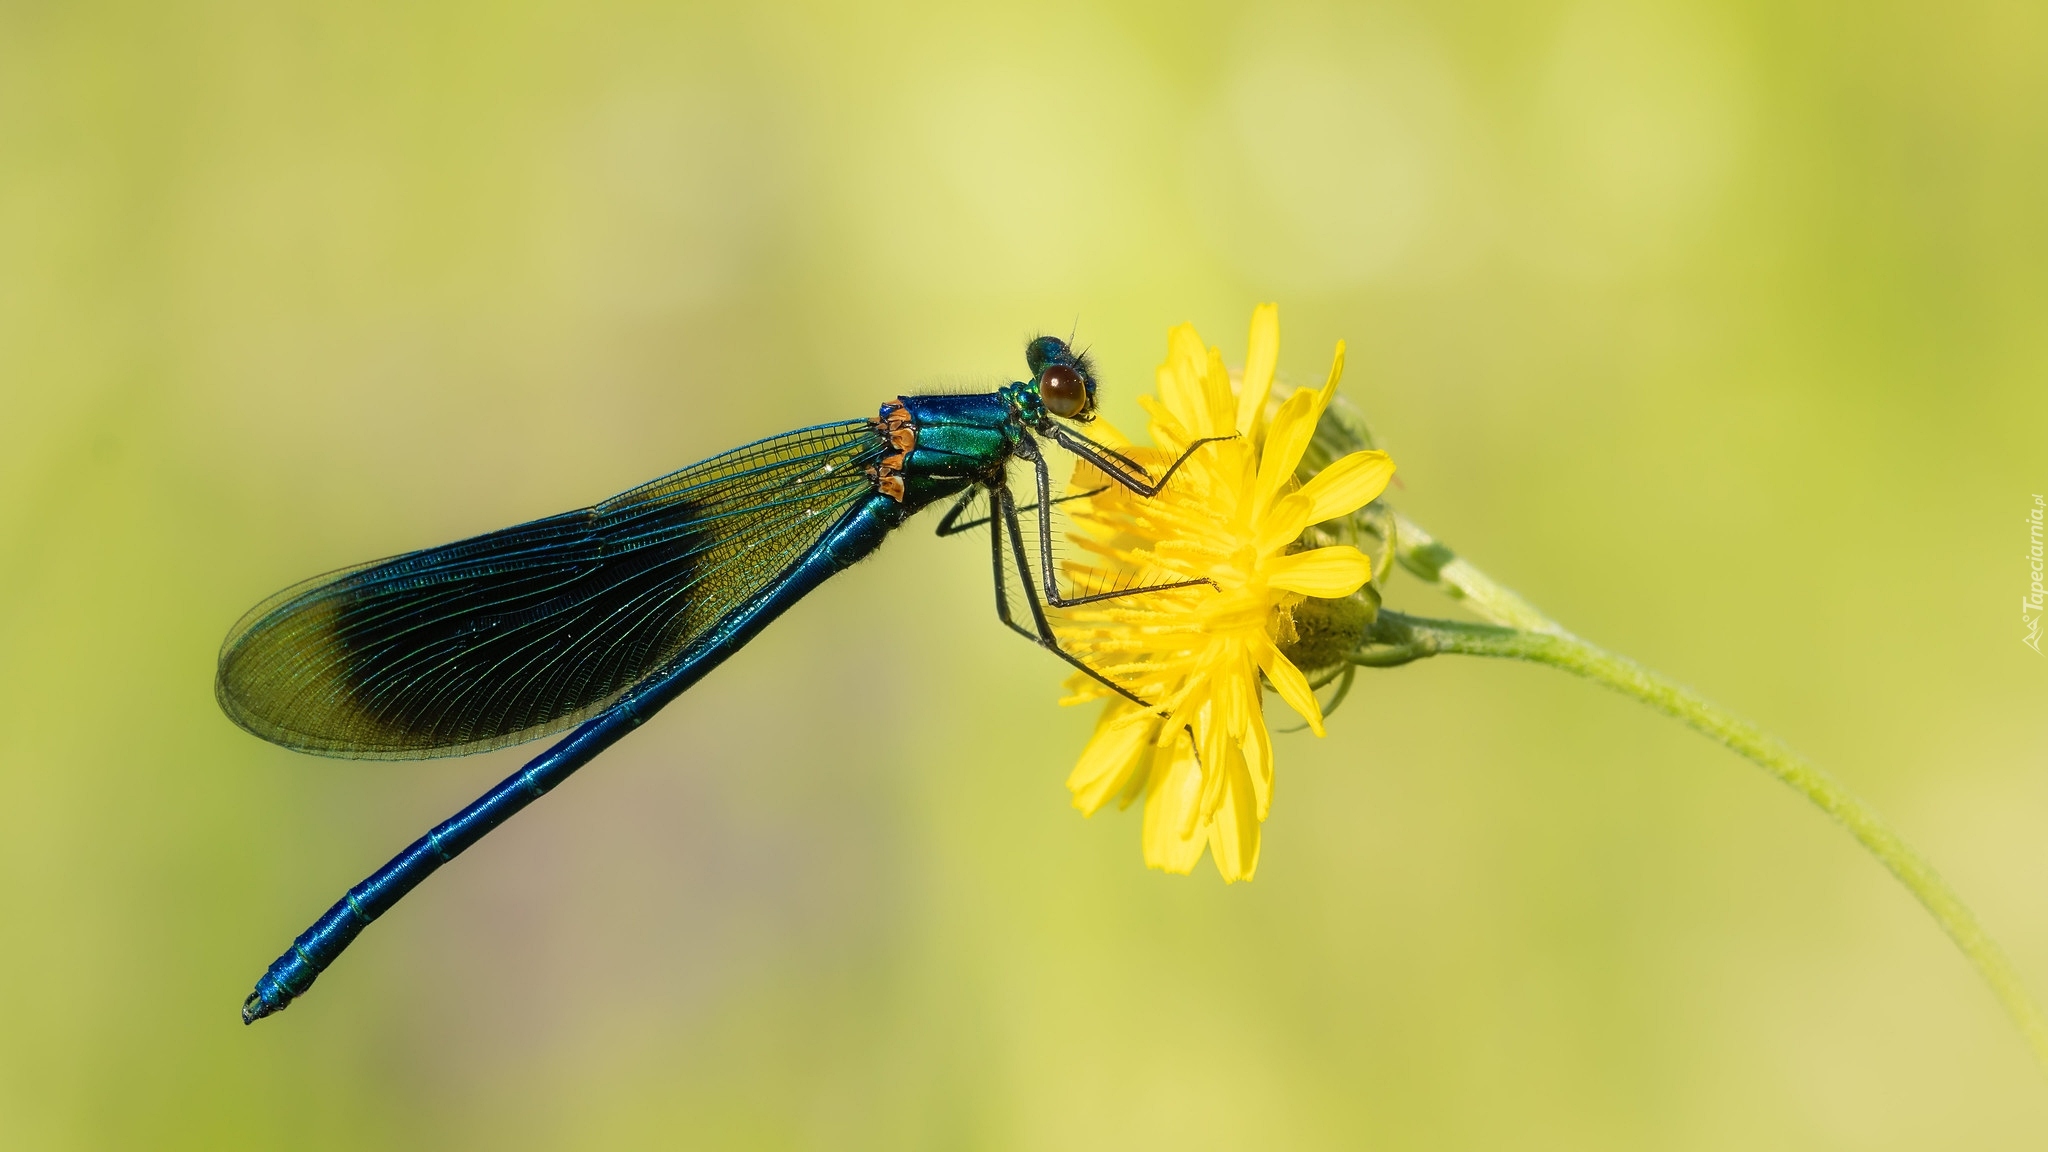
{"left": 218, "top": 423, "right": 881, "bottom": 759}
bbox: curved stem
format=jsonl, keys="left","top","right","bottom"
{"left": 1300, "top": 400, "right": 2047, "bottom": 1067}
{"left": 1359, "top": 609, "right": 2048, "bottom": 1073}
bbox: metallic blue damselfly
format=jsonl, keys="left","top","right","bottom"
{"left": 221, "top": 336, "right": 1223, "bottom": 1022}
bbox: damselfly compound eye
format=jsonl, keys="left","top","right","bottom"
{"left": 1041, "top": 364, "right": 1088, "bottom": 418}
{"left": 1025, "top": 335, "right": 1069, "bottom": 378}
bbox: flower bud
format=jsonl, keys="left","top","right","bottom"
{"left": 1278, "top": 585, "right": 1380, "bottom": 677}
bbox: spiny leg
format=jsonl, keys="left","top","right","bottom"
{"left": 990, "top": 479, "right": 1156, "bottom": 710}
{"left": 982, "top": 484, "right": 1037, "bottom": 643}
{"left": 946, "top": 484, "right": 1062, "bottom": 643}
{"left": 1044, "top": 428, "right": 1163, "bottom": 489}
{"left": 933, "top": 487, "right": 984, "bottom": 538}
{"left": 934, "top": 483, "right": 1106, "bottom": 537}
{"left": 1046, "top": 424, "right": 1234, "bottom": 498}
{"left": 1015, "top": 432, "right": 1216, "bottom": 610}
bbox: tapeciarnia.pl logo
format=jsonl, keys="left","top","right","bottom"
{"left": 2026, "top": 494, "right": 2045, "bottom": 655}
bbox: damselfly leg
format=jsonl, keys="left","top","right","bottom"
{"left": 985, "top": 478, "right": 1156, "bottom": 708}
{"left": 932, "top": 486, "right": 1039, "bottom": 644}
{"left": 1012, "top": 431, "right": 1224, "bottom": 610}
{"left": 1043, "top": 426, "right": 1232, "bottom": 501}
{"left": 932, "top": 484, "right": 1105, "bottom": 538}
{"left": 948, "top": 432, "right": 1231, "bottom": 710}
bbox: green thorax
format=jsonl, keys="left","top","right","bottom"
{"left": 873, "top": 388, "right": 1043, "bottom": 512}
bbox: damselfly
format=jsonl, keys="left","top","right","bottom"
{"left": 221, "top": 336, "right": 1224, "bottom": 1023}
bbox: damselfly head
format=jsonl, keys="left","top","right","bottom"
{"left": 1025, "top": 335, "right": 1098, "bottom": 422}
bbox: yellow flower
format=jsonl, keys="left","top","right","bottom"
{"left": 1054, "top": 306, "right": 1395, "bottom": 881}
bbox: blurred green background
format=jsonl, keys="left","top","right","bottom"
{"left": 4, "top": 0, "right": 2046, "bottom": 1147}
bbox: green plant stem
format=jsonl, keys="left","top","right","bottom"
{"left": 1365, "top": 508, "right": 2048, "bottom": 1071}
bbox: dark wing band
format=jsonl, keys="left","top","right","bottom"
{"left": 217, "top": 421, "right": 882, "bottom": 759}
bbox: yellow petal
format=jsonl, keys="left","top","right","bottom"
{"left": 1234, "top": 303, "right": 1279, "bottom": 438}
{"left": 1251, "top": 341, "right": 1347, "bottom": 519}
{"left": 1208, "top": 748, "right": 1261, "bottom": 883}
{"left": 1252, "top": 389, "right": 1317, "bottom": 519}
{"left": 1317, "top": 339, "right": 1346, "bottom": 407}
{"left": 1197, "top": 699, "right": 1232, "bottom": 821}
{"left": 1219, "top": 669, "right": 1273, "bottom": 821}
{"left": 1137, "top": 394, "right": 1194, "bottom": 456}
{"left": 1158, "top": 324, "right": 1211, "bottom": 435}
{"left": 1253, "top": 493, "right": 1313, "bottom": 557}
{"left": 1148, "top": 669, "right": 1188, "bottom": 737}
{"left": 1067, "top": 703, "right": 1159, "bottom": 816}
{"left": 1142, "top": 739, "right": 1208, "bottom": 874}
{"left": 1085, "top": 415, "right": 1134, "bottom": 450}
{"left": 1114, "top": 749, "right": 1152, "bottom": 810}
{"left": 1198, "top": 346, "right": 1235, "bottom": 438}
{"left": 1244, "top": 708, "right": 1274, "bottom": 820}
{"left": 1265, "top": 546, "right": 1372, "bottom": 598}
{"left": 1058, "top": 667, "right": 1113, "bottom": 706}
{"left": 1295, "top": 450, "right": 1394, "bottom": 525}
{"left": 1253, "top": 634, "right": 1324, "bottom": 736}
